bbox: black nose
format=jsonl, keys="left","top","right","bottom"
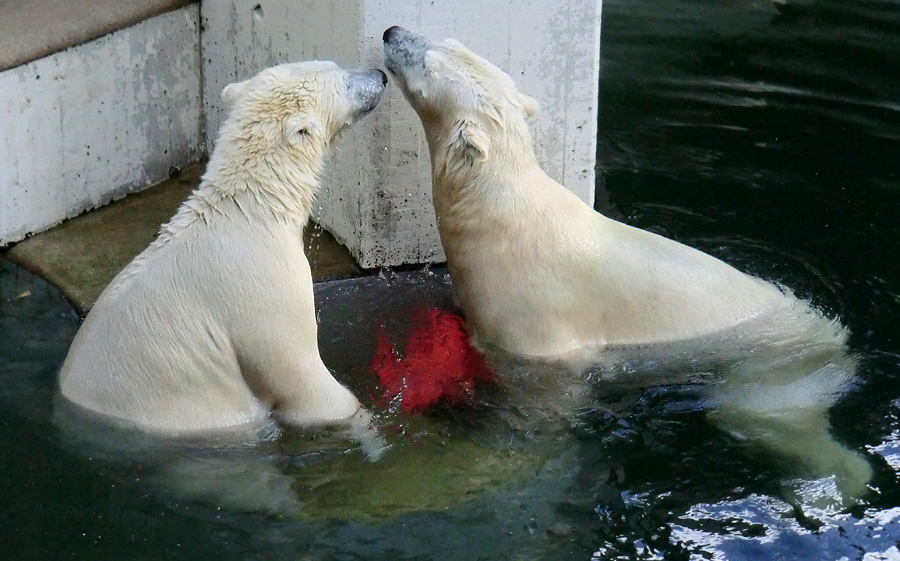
{"left": 383, "top": 25, "right": 402, "bottom": 43}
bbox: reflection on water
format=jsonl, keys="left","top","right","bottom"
{"left": 3, "top": 261, "right": 897, "bottom": 560}
{"left": 595, "top": 0, "right": 900, "bottom": 558}
{"left": 2, "top": 0, "right": 900, "bottom": 559}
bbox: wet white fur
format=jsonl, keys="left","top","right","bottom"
{"left": 59, "top": 62, "right": 381, "bottom": 434}
{"left": 384, "top": 29, "right": 871, "bottom": 505}
{"left": 387, "top": 34, "right": 802, "bottom": 358}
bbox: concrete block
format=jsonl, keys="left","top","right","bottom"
{"left": 202, "top": 0, "right": 601, "bottom": 268}
{"left": 0, "top": 0, "right": 196, "bottom": 72}
{"left": 0, "top": 6, "right": 203, "bottom": 246}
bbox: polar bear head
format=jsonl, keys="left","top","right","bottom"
{"left": 382, "top": 26, "right": 538, "bottom": 170}
{"left": 213, "top": 61, "right": 387, "bottom": 184}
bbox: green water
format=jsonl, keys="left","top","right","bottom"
{"left": 3, "top": 0, "right": 900, "bottom": 559}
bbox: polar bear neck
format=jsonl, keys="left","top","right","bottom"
{"left": 168, "top": 136, "right": 324, "bottom": 235}
{"left": 427, "top": 113, "right": 544, "bottom": 231}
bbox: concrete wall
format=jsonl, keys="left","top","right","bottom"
{"left": 202, "top": 0, "right": 602, "bottom": 268}
{"left": 1, "top": 1, "right": 601, "bottom": 265}
{"left": 0, "top": 6, "right": 202, "bottom": 246}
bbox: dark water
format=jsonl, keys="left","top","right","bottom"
{"left": 3, "top": 1, "right": 900, "bottom": 559}
{"left": 595, "top": 0, "right": 900, "bottom": 558}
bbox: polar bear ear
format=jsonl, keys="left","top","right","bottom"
{"left": 284, "top": 113, "right": 321, "bottom": 147}
{"left": 519, "top": 93, "right": 539, "bottom": 119}
{"left": 221, "top": 79, "right": 251, "bottom": 108}
{"left": 450, "top": 119, "right": 490, "bottom": 163}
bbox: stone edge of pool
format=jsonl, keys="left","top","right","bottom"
{"left": 1, "top": 162, "right": 364, "bottom": 315}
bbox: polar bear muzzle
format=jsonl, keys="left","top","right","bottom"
{"left": 347, "top": 68, "right": 388, "bottom": 116}
{"left": 382, "top": 26, "right": 431, "bottom": 99}
{"left": 383, "top": 25, "right": 429, "bottom": 74}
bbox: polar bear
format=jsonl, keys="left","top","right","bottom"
{"left": 383, "top": 26, "right": 872, "bottom": 505}
{"left": 59, "top": 61, "right": 387, "bottom": 435}
{"left": 383, "top": 26, "right": 803, "bottom": 358}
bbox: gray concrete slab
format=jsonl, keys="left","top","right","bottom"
{"left": 0, "top": 0, "right": 195, "bottom": 71}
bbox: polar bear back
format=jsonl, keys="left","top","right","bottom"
{"left": 440, "top": 169, "right": 794, "bottom": 358}
{"left": 59, "top": 215, "right": 318, "bottom": 432}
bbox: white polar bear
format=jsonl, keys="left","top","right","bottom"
{"left": 384, "top": 25, "right": 802, "bottom": 358}
{"left": 59, "top": 61, "right": 387, "bottom": 435}
{"left": 383, "top": 26, "right": 872, "bottom": 505}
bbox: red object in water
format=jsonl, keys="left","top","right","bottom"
{"left": 370, "top": 309, "right": 496, "bottom": 413}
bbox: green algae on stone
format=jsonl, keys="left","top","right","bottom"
{"left": 289, "top": 435, "right": 538, "bottom": 522}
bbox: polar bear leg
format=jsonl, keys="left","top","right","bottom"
{"left": 707, "top": 350, "right": 872, "bottom": 506}
{"left": 232, "top": 281, "right": 361, "bottom": 426}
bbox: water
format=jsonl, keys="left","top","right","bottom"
{"left": 3, "top": 0, "right": 900, "bottom": 559}
{"left": 594, "top": 0, "right": 900, "bottom": 558}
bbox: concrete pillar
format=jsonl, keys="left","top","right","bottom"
{"left": 202, "top": 0, "right": 601, "bottom": 268}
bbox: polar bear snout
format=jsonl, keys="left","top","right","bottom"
{"left": 382, "top": 25, "right": 404, "bottom": 44}
{"left": 382, "top": 25, "right": 428, "bottom": 76}
{"left": 382, "top": 25, "right": 424, "bottom": 51}
{"left": 347, "top": 69, "right": 388, "bottom": 115}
